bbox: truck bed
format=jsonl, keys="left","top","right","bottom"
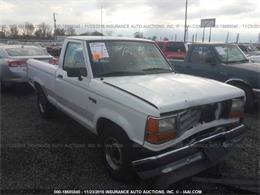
{"left": 27, "top": 59, "right": 58, "bottom": 98}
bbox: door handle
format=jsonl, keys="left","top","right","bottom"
{"left": 57, "top": 74, "right": 63, "bottom": 79}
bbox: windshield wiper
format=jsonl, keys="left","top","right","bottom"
{"left": 97, "top": 71, "right": 144, "bottom": 77}
{"left": 225, "top": 59, "right": 249, "bottom": 64}
{"left": 238, "top": 59, "right": 249, "bottom": 63}
{"left": 142, "top": 68, "right": 173, "bottom": 72}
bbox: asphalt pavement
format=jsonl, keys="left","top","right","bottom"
{"left": 1, "top": 84, "right": 259, "bottom": 194}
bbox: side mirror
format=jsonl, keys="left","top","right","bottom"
{"left": 67, "top": 68, "right": 87, "bottom": 79}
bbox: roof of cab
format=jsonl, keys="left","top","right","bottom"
{"left": 191, "top": 42, "right": 237, "bottom": 45}
{"left": 67, "top": 36, "right": 154, "bottom": 42}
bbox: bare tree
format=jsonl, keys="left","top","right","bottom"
{"left": 24, "top": 22, "right": 35, "bottom": 37}
{"left": 55, "top": 27, "right": 66, "bottom": 36}
{"left": 66, "top": 27, "right": 76, "bottom": 36}
{"left": 9, "top": 24, "right": 19, "bottom": 38}
{"left": 0, "top": 25, "right": 8, "bottom": 38}
{"left": 134, "top": 32, "right": 143, "bottom": 38}
{"left": 35, "top": 23, "right": 52, "bottom": 38}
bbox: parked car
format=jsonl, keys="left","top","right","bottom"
{"left": 238, "top": 43, "right": 260, "bottom": 56}
{"left": 249, "top": 55, "right": 260, "bottom": 63}
{"left": 171, "top": 43, "right": 260, "bottom": 111}
{"left": 0, "top": 45, "right": 52, "bottom": 89}
{"left": 27, "top": 36, "right": 246, "bottom": 183}
{"left": 252, "top": 43, "right": 260, "bottom": 51}
{"left": 156, "top": 41, "right": 189, "bottom": 59}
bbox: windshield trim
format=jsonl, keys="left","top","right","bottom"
{"left": 86, "top": 40, "right": 174, "bottom": 78}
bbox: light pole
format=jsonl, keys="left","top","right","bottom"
{"left": 53, "top": 13, "right": 57, "bottom": 41}
{"left": 184, "top": 0, "right": 188, "bottom": 42}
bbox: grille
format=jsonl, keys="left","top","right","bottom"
{"left": 179, "top": 109, "right": 202, "bottom": 133}
{"left": 178, "top": 101, "right": 231, "bottom": 134}
{"left": 200, "top": 104, "right": 218, "bottom": 123}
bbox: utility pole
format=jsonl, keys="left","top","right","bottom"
{"left": 202, "top": 27, "right": 205, "bottom": 42}
{"left": 100, "top": 1, "right": 104, "bottom": 36}
{"left": 236, "top": 33, "right": 240, "bottom": 44}
{"left": 53, "top": 13, "right": 57, "bottom": 41}
{"left": 209, "top": 27, "right": 212, "bottom": 42}
{"left": 225, "top": 32, "right": 229, "bottom": 43}
{"left": 184, "top": 0, "right": 188, "bottom": 42}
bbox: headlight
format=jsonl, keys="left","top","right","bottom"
{"left": 159, "top": 117, "right": 177, "bottom": 132}
{"left": 229, "top": 98, "right": 244, "bottom": 118}
{"left": 145, "top": 116, "right": 177, "bottom": 144}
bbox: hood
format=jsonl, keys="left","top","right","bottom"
{"left": 228, "top": 62, "right": 260, "bottom": 73}
{"left": 103, "top": 73, "right": 244, "bottom": 113}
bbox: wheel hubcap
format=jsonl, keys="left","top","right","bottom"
{"left": 104, "top": 137, "right": 123, "bottom": 170}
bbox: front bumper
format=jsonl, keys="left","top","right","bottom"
{"left": 132, "top": 123, "right": 246, "bottom": 180}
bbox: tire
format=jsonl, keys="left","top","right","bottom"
{"left": 231, "top": 83, "right": 254, "bottom": 112}
{"left": 1, "top": 81, "right": 6, "bottom": 92}
{"left": 100, "top": 124, "right": 136, "bottom": 182}
{"left": 37, "top": 87, "right": 56, "bottom": 118}
{"left": 1, "top": 81, "right": 10, "bottom": 92}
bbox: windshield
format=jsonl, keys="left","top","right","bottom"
{"left": 6, "top": 46, "right": 49, "bottom": 57}
{"left": 87, "top": 41, "right": 173, "bottom": 77}
{"left": 215, "top": 45, "right": 248, "bottom": 64}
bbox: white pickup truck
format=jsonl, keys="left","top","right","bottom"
{"left": 27, "top": 36, "right": 246, "bottom": 183}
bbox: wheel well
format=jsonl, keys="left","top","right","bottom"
{"left": 96, "top": 118, "right": 128, "bottom": 138}
{"left": 34, "top": 82, "right": 42, "bottom": 92}
{"left": 226, "top": 80, "right": 252, "bottom": 92}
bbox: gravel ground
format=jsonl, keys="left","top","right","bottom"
{"left": 1, "top": 84, "right": 259, "bottom": 194}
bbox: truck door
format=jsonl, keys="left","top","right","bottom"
{"left": 55, "top": 41, "right": 95, "bottom": 130}
{"left": 185, "top": 45, "right": 218, "bottom": 80}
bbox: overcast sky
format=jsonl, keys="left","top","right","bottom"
{"left": 0, "top": 0, "right": 260, "bottom": 42}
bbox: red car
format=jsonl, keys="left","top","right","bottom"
{"left": 156, "top": 41, "right": 189, "bottom": 59}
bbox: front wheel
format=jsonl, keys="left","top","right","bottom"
{"left": 37, "top": 88, "right": 56, "bottom": 118}
{"left": 100, "top": 125, "right": 136, "bottom": 182}
{"left": 1, "top": 81, "right": 8, "bottom": 92}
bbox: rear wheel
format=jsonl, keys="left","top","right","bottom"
{"left": 1, "top": 81, "right": 5, "bottom": 92}
{"left": 1, "top": 81, "right": 8, "bottom": 92}
{"left": 100, "top": 124, "right": 136, "bottom": 182}
{"left": 37, "top": 87, "right": 56, "bottom": 118}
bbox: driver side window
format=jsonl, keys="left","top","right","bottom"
{"left": 63, "top": 42, "right": 87, "bottom": 74}
{"left": 190, "top": 46, "right": 214, "bottom": 64}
